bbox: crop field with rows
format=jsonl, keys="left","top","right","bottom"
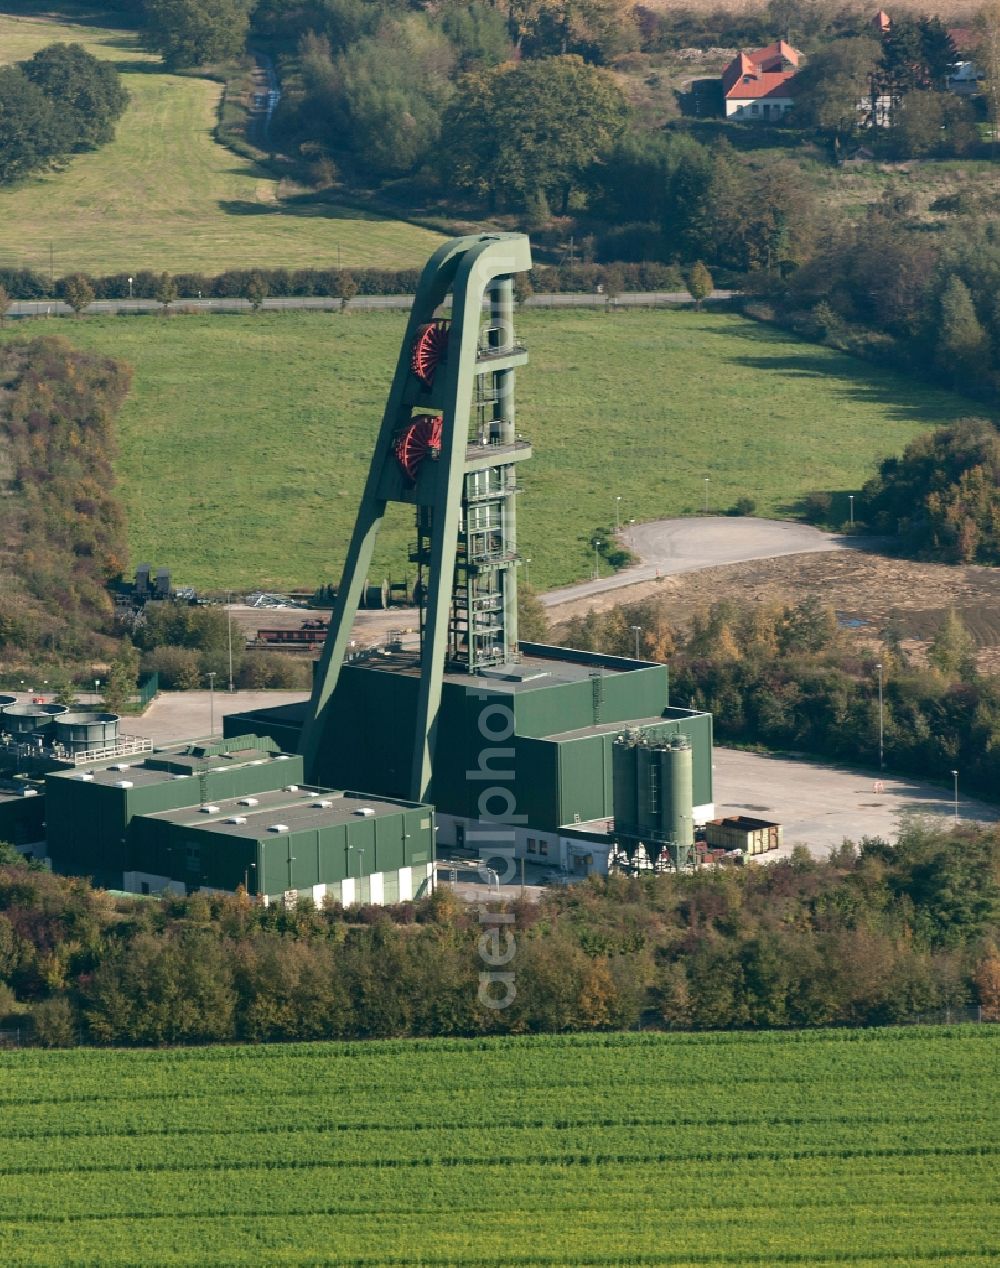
{"left": 0, "top": 1027, "right": 996, "bottom": 1264}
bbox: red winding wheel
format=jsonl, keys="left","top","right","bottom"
{"left": 410, "top": 319, "right": 450, "bottom": 386}
{"left": 394, "top": 414, "right": 443, "bottom": 481}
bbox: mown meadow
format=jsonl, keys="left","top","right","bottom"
{"left": 0, "top": 1027, "right": 996, "bottom": 1264}
{"left": 0, "top": 10, "right": 444, "bottom": 274}
{"left": 4, "top": 306, "right": 973, "bottom": 592}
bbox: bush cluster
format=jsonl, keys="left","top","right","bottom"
{"left": 133, "top": 603, "right": 311, "bottom": 691}
{"left": 3, "top": 819, "right": 999, "bottom": 1046}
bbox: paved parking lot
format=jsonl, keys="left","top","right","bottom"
{"left": 712, "top": 747, "right": 996, "bottom": 858}
{"left": 125, "top": 689, "right": 308, "bottom": 746}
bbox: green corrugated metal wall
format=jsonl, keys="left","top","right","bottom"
{"left": 45, "top": 755, "right": 306, "bottom": 884}
{"left": 138, "top": 804, "right": 435, "bottom": 896}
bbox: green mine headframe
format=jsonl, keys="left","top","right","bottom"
{"left": 300, "top": 234, "right": 532, "bottom": 802}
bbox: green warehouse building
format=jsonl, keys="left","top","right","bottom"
{"left": 226, "top": 644, "right": 713, "bottom": 876}
{"left": 45, "top": 736, "right": 434, "bottom": 902}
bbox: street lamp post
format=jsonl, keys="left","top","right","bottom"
{"left": 592, "top": 539, "right": 602, "bottom": 580}
{"left": 849, "top": 494, "right": 854, "bottom": 527}
{"left": 703, "top": 478, "right": 710, "bottom": 513}
{"left": 226, "top": 593, "right": 234, "bottom": 692}
{"left": 525, "top": 557, "right": 531, "bottom": 588}
{"left": 614, "top": 495, "right": 622, "bottom": 534}
{"left": 631, "top": 624, "right": 642, "bottom": 660}
{"left": 94, "top": 678, "right": 100, "bottom": 705}
{"left": 876, "top": 661, "right": 884, "bottom": 770}
{"left": 951, "top": 770, "right": 959, "bottom": 821}
{"left": 127, "top": 276, "right": 133, "bottom": 300}
{"left": 207, "top": 671, "right": 216, "bottom": 735}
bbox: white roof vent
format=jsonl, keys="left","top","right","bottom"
{"left": 275, "top": 754, "right": 290, "bottom": 761}
{"left": 226, "top": 816, "right": 247, "bottom": 825}
{"left": 21, "top": 788, "right": 39, "bottom": 797}
{"left": 74, "top": 773, "right": 94, "bottom": 782}
{"left": 285, "top": 785, "right": 299, "bottom": 793}
{"left": 114, "top": 780, "right": 134, "bottom": 789}
{"left": 313, "top": 799, "right": 333, "bottom": 809}
{"left": 268, "top": 823, "right": 289, "bottom": 833}
{"left": 172, "top": 773, "right": 190, "bottom": 780}
{"left": 109, "top": 763, "right": 131, "bottom": 771}
{"left": 200, "top": 804, "right": 220, "bottom": 814}
{"left": 353, "top": 807, "right": 376, "bottom": 818}
{"left": 237, "top": 797, "right": 258, "bottom": 807}
{"left": 211, "top": 766, "right": 230, "bottom": 773}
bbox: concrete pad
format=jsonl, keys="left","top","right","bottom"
{"left": 542, "top": 517, "right": 878, "bottom": 608}
{"left": 127, "top": 690, "right": 309, "bottom": 746}
{"left": 713, "top": 747, "right": 996, "bottom": 860}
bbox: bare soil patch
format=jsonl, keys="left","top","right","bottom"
{"left": 549, "top": 548, "right": 1000, "bottom": 671}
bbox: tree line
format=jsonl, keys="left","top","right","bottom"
{"left": 2, "top": 816, "right": 998, "bottom": 1047}
{"left": 0, "top": 260, "right": 687, "bottom": 303}
{"left": 770, "top": 187, "right": 1000, "bottom": 405}
{"left": 559, "top": 593, "right": 1000, "bottom": 799}
{"left": 0, "top": 337, "right": 131, "bottom": 662}
{"left": 0, "top": 44, "right": 128, "bottom": 186}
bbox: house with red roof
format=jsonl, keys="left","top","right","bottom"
{"left": 721, "top": 41, "right": 802, "bottom": 121}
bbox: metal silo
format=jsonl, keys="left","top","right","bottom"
{"left": 54, "top": 712, "right": 120, "bottom": 753}
{"left": 664, "top": 737, "right": 694, "bottom": 854}
{"left": 2, "top": 702, "right": 69, "bottom": 737}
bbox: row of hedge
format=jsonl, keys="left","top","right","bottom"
{"left": 0, "top": 261, "right": 689, "bottom": 301}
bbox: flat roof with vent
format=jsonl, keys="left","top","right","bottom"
{"left": 142, "top": 786, "right": 429, "bottom": 838}
{"left": 47, "top": 737, "right": 301, "bottom": 788}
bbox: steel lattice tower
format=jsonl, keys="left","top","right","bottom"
{"left": 300, "top": 234, "right": 532, "bottom": 802}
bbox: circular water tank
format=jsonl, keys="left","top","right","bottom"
{"left": 54, "top": 711, "right": 120, "bottom": 752}
{"left": 3, "top": 702, "right": 69, "bottom": 736}
{"left": 0, "top": 694, "right": 17, "bottom": 714}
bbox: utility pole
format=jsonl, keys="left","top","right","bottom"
{"left": 614, "top": 495, "right": 622, "bottom": 534}
{"left": 593, "top": 539, "right": 602, "bottom": 580}
{"left": 876, "top": 662, "right": 884, "bottom": 770}
{"left": 631, "top": 625, "right": 642, "bottom": 660}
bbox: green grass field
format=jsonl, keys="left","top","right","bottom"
{"left": 0, "top": 1027, "right": 996, "bottom": 1264}
{"left": 4, "top": 307, "right": 973, "bottom": 592}
{"left": 0, "top": 10, "right": 445, "bottom": 274}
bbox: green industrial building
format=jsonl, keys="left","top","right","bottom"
{"left": 33, "top": 234, "right": 715, "bottom": 896}
{"left": 45, "top": 736, "right": 434, "bottom": 902}
{"left": 227, "top": 644, "right": 713, "bottom": 875}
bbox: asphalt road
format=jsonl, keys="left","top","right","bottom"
{"left": 542, "top": 517, "right": 877, "bottom": 608}
{"left": 7, "top": 290, "right": 733, "bottom": 318}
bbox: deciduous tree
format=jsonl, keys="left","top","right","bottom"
{"left": 443, "top": 56, "right": 628, "bottom": 212}
{"left": 60, "top": 273, "right": 95, "bottom": 317}
{"left": 143, "top": 0, "right": 249, "bottom": 69}
{"left": 22, "top": 43, "right": 128, "bottom": 150}
{"left": 685, "top": 261, "right": 713, "bottom": 310}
